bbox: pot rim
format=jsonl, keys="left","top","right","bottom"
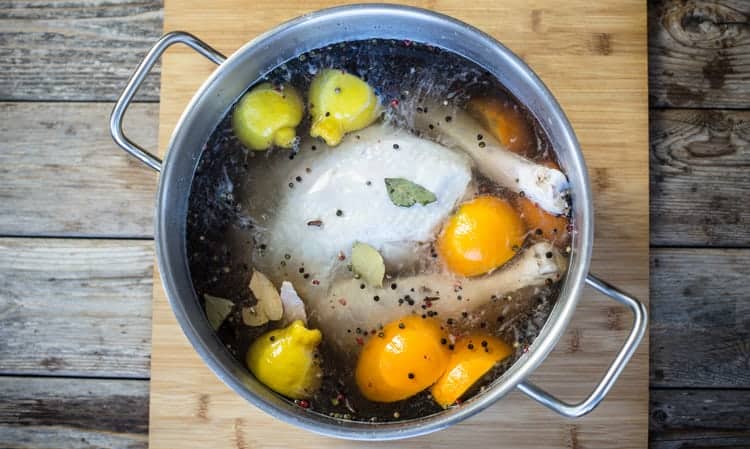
{"left": 155, "top": 3, "right": 593, "bottom": 440}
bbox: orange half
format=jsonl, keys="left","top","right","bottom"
{"left": 431, "top": 333, "right": 512, "bottom": 408}
{"left": 355, "top": 316, "right": 449, "bottom": 403}
{"left": 438, "top": 196, "right": 525, "bottom": 277}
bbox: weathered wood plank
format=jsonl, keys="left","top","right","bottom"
{"left": 0, "top": 238, "right": 153, "bottom": 377}
{"left": 649, "top": 0, "right": 750, "bottom": 109}
{"left": 0, "top": 0, "right": 163, "bottom": 101}
{"left": 651, "top": 108, "right": 750, "bottom": 247}
{"left": 650, "top": 389, "right": 750, "bottom": 448}
{"left": 652, "top": 437, "right": 750, "bottom": 449}
{"left": 0, "top": 102, "right": 157, "bottom": 238}
{"left": 0, "top": 376, "right": 148, "bottom": 449}
{"left": 651, "top": 248, "right": 750, "bottom": 388}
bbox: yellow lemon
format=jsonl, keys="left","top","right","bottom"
{"left": 308, "top": 69, "right": 380, "bottom": 146}
{"left": 246, "top": 320, "right": 322, "bottom": 399}
{"left": 232, "top": 82, "right": 304, "bottom": 151}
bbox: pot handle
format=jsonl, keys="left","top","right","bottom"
{"left": 516, "top": 273, "right": 647, "bottom": 418}
{"left": 110, "top": 32, "right": 226, "bottom": 172}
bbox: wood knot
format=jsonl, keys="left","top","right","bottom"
{"left": 592, "top": 167, "right": 611, "bottom": 193}
{"left": 591, "top": 33, "right": 612, "bottom": 55}
{"left": 702, "top": 52, "right": 735, "bottom": 90}
{"left": 40, "top": 356, "right": 65, "bottom": 371}
{"left": 196, "top": 394, "right": 209, "bottom": 420}
{"left": 233, "top": 418, "right": 248, "bottom": 449}
{"left": 568, "top": 328, "right": 581, "bottom": 353}
{"left": 661, "top": 0, "right": 747, "bottom": 49}
{"left": 684, "top": 111, "right": 744, "bottom": 159}
{"left": 607, "top": 306, "right": 625, "bottom": 331}
{"left": 565, "top": 424, "right": 580, "bottom": 449}
{"left": 651, "top": 408, "right": 668, "bottom": 424}
{"left": 531, "top": 9, "right": 544, "bottom": 32}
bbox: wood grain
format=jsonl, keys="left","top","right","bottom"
{"left": 650, "top": 389, "right": 750, "bottom": 448}
{"left": 650, "top": 248, "right": 750, "bottom": 388}
{"left": 649, "top": 0, "right": 750, "bottom": 109}
{"left": 0, "top": 102, "right": 157, "bottom": 238}
{"left": 9, "top": 0, "right": 745, "bottom": 446}
{"left": 653, "top": 438, "right": 750, "bottom": 449}
{"left": 650, "top": 109, "right": 750, "bottom": 247}
{"left": 0, "top": 0, "right": 163, "bottom": 101}
{"left": 0, "top": 238, "right": 153, "bottom": 378}
{"left": 150, "top": 0, "right": 649, "bottom": 448}
{"left": 0, "top": 376, "right": 148, "bottom": 449}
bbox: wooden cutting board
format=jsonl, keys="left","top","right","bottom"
{"left": 152, "top": 1, "right": 649, "bottom": 447}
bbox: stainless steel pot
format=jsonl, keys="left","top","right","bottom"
{"left": 110, "top": 4, "right": 647, "bottom": 440}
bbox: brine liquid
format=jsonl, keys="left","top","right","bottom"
{"left": 186, "top": 39, "right": 568, "bottom": 422}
